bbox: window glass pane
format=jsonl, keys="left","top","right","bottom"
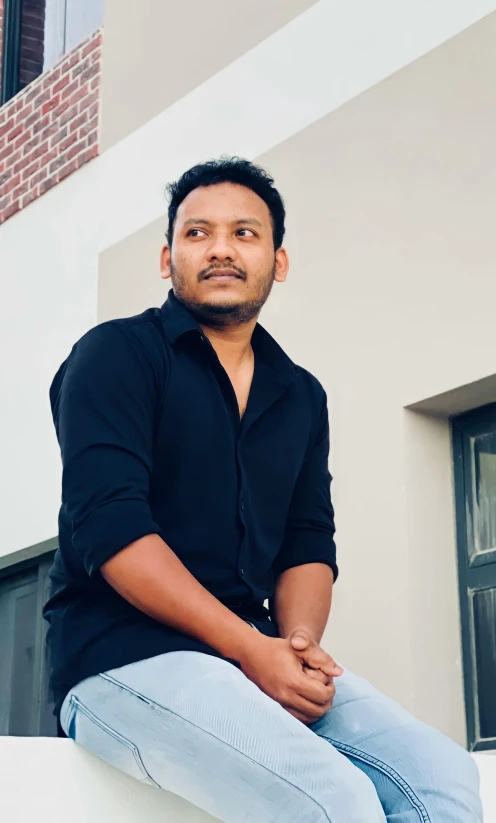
{"left": 472, "top": 587, "right": 496, "bottom": 739}
{"left": 469, "top": 431, "right": 496, "bottom": 554}
{"left": 9, "top": 580, "right": 39, "bottom": 736}
{"left": 65, "top": 0, "right": 103, "bottom": 53}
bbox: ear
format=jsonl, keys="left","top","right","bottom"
{"left": 274, "top": 246, "right": 289, "bottom": 283}
{"left": 160, "top": 245, "right": 172, "bottom": 280}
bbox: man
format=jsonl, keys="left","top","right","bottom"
{"left": 44, "top": 158, "right": 481, "bottom": 822}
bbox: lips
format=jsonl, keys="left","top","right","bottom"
{"left": 204, "top": 271, "right": 243, "bottom": 280}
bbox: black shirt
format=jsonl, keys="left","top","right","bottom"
{"left": 43, "top": 290, "right": 337, "bottom": 718}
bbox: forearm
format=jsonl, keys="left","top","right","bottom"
{"left": 101, "top": 533, "right": 257, "bottom": 663}
{"left": 273, "top": 563, "right": 333, "bottom": 642}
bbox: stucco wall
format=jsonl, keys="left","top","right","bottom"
{"left": 0, "top": 739, "right": 494, "bottom": 821}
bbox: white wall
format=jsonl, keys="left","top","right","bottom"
{"left": 1, "top": 0, "right": 493, "bottom": 562}
{"left": 0, "top": 161, "right": 100, "bottom": 556}
{"left": 0, "top": 739, "right": 494, "bottom": 822}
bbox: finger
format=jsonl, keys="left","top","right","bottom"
{"left": 285, "top": 690, "right": 335, "bottom": 722}
{"left": 285, "top": 706, "right": 314, "bottom": 725}
{"left": 300, "top": 648, "right": 343, "bottom": 677}
{"left": 292, "top": 673, "right": 336, "bottom": 707}
{"left": 304, "top": 667, "right": 332, "bottom": 686}
{"left": 290, "top": 633, "right": 311, "bottom": 651}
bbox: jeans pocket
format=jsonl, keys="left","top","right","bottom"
{"left": 68, "top": 696, "right": 159, "bottom": 787}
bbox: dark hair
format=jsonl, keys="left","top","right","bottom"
{"left": 166, "top": 157, "right": 285, "bottom": 249}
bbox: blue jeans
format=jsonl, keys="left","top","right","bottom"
{"left": 61, "top": 651, "right": 482, "bottom": 823}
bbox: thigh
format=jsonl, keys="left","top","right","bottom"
{"left": 61, "top": 652, "right": 385, "bottom": 823}
{"left": 311, "top": 669, "right": 482, "bottom": 823}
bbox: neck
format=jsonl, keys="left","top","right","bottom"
{"left": 200, "top": 318, "right": 257, "bottom": 368}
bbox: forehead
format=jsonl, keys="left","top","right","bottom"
{"left": 176, "top": 182, "right": 272, "bottom": 226}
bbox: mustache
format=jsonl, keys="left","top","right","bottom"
{"left": 199, "top": 264, "right": 247, "bottom": 281}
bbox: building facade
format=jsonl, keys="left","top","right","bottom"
{"left": 0, "top": 0, "right": 495, "bottom": 782}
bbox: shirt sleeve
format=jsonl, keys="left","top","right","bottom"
{"left": 273, "top": 389, "right": 338, "bottom": 581}
{"left": 50, "top": 322, "right": 163, "bottom": 577}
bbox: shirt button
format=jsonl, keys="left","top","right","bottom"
{"left": 240, "top": 499, "right": 245, "bottom": 511}
{"left": 240, "top": 568, "right": 245, "bottom": 578}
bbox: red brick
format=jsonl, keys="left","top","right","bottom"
{"left": 79, "top": 116, "right": 98, "bottom": 138}
{"left": 0, "top": 169, "right": 11, "bottom": 188}
{"left": 82, "top": 38, "right": 98, "bottom": 59}
{"left": 12, "top": 181, "right": 30, "bottom": 200}
{"left": 70, "top": 138, "right": 89, "bottom": 160}
{"left": 82, "top": 144, "right": 99, "bottom": 164}
{"left": 59, "top": 105, "right": 78, "bottom": 128}
{"left": 26, "top": 139, "right": 49, "bottom": 163}
{"left": 88, "top": 102, "right": 99, "bottom": 120}
{"left": 0, "top": 120, "right": 11, "bottom": 140}
{"left": 42, "top": 95, "right": 60, "bottom": 116}
{"left": 0, "top": 195, "right": 13, "bottom": 213}
{"left": 61, "top": 78, "right": 79, "bottom": 101}
{"left": 79, "top": 63, "right": 100, "bottom": 84}
{"left": 50, "top": 127, "right": 68, "bottom": 147}
{"left": 22, "top": 189, "right": 38, "bottom": 209}
{"left": 31, "top": 167, "right": 48, "bottom": 187}
{"left": 49, "top": 155, "right": 66, "bottom": 174}
{"left": 22, "top": 158, "right": 41, "bottom": 180}
{"left": 58, "top": 158, "right": 79, "bottom": 182}
{"left": 90, "top": 76, "right": 100, "bottom": 92}
{"left": 2, "top": 173, "right": 21, "bottom": 195}
{"left": 41, "top": 122, "right": 59, "bottom": 142}
{"left": 25, "top": 84, "right": 40, "bottom": 104}
{"left": 79, "top": 90, "right": 99, "bottom": 114}
{"left": 68, "top": 84, "right": 90, "bottom": 108}
{"left": 40, "top": 176, "right": 58, "bottom": 195}
{"left": 22, "top": 133, "right": 41, "bottom": 154}
{"left": 15, "top": 103, "right": 34, "bottom": 125}
{"left": 53, "top": 74, "right": 70, "bottom": 95}
{"left": 70, "top": 113, "right": 88, "bottom": 133}
{"left": 50, "top": 99, "right": 71, "bottom": 121}
{"left": 0, "top": 143, "right": 15, "bottom": 162}
{"left": 32, "top": 114, "right": 51, "bottom": 135}
{"left": 14, "top": 131, "right": 32, "bottom": 151}
{"left": 61, "top": 51, "right": 79, "bottom": 73}
{"left": 59, "top": 132, "right": 78, "bottom": 153}
{"left": 71, "top": 60, "right": 89, "bottom": 79}
{"left": 24, "top": 109, "right": 40, "bottom": 129}
{"left": 7, "top": 124, "right": 23, "bottom": 143}
{"left": 1, "top": 200, "right": 21, "bottom": 222}
{"left": 33, "top": 89, "right": 50, "bottom": 108}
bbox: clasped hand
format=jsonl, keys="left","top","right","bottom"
{"left": 240, "top": 628, "right": 343, "bottom": 724}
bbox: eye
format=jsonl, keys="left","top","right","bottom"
{"left": 186, "top": 228, "right": 207, "bottom": 238}
{"left": 236, "top": 228, "right": 256, "bottom": 237}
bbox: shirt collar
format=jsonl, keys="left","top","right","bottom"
{"left": 160, "top": 288, "right": 296, "bottom": 381}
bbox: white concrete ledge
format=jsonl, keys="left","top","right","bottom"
{"left": 1, "top": 738, "right": 494, "bottom": 821}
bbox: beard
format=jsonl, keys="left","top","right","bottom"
{"left": 170, "top": 260, "right": 276, "bottom": 327}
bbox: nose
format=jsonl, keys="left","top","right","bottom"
{"left": 206, "top": 232, "right": 237, "bottom": 263}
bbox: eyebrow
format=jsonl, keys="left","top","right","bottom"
{"left": 182, "top": 217, "right": 264, "bottom": 228}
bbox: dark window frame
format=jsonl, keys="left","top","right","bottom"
{"left": 0, "top": 537, "right": 57, "bottom": 737}
{"left": 453, "top": 402, "right": 496, "bottom": 751}
{"left": 1, "top": 0, "right": 23, "bottom": 105}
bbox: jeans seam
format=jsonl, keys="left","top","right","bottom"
{"left": 320, "top": 735, "right": 431, "bottom": 823}
{"left": 69, "top": 695, "right": 161, "bottom": 789}
{"left": 99, "top": 672, "right": 332, "bottom": 822}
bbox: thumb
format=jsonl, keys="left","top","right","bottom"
{"left": 289, "top": 630, "right": 312, "bottom": 651}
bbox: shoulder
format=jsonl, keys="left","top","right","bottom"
{"left": 293, "top": 364, "right": 327, "bottom": 415}
{"left": 51, "top": 308, "right": 168, "bottom": 397}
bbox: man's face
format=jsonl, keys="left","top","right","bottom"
{"left": 160, "top": 182, "right": 288, "bottom": 326}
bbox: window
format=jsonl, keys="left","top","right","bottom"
{"left": 1, "top": 0, "right": 103, "bottom": 105}
{"left": 453, "top": 403, "right": 496, "bottom": 751}
{"left": 0, "top": 540, "right": 57, "bottom": 736}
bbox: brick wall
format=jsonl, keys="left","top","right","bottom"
{"left": 19, "top": 0, "right": 46, "bottom": 91}
{"left": 0, "top": 0, "right": 4, "bottom": 93}
{"left": 0, "top": 28, "right": 102, "bottom": 224}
